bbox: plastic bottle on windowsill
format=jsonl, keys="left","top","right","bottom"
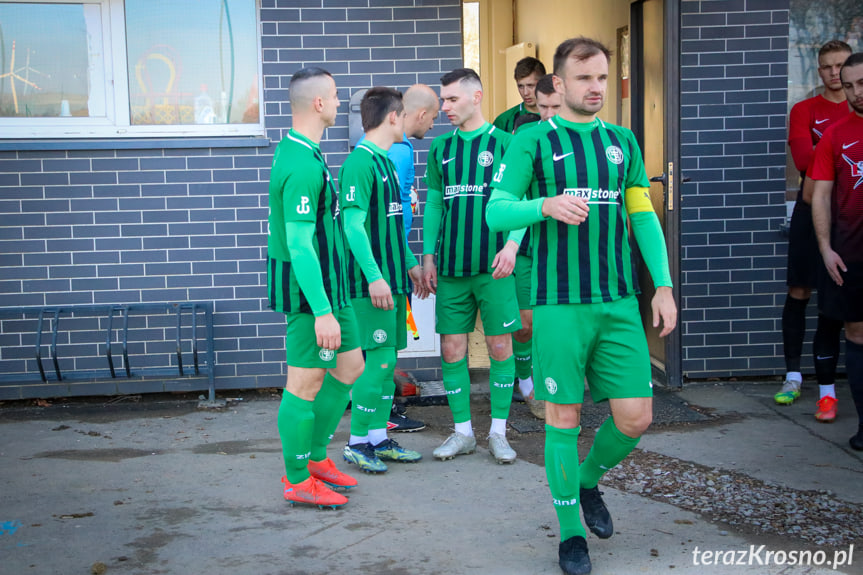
{"left": 194, "top": 84, "right": 215, "bottom": 124}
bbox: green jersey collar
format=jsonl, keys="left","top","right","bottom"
{"left": 549, "top": 115, "right": 604, "bottom": 133}
{"left": 356, "top": 139, "right": 387, "bottom": 156}
{"left": 287, "top": 129, "right": 320, "bottom": 151}
{"left": 456, "top": 121, "right": 494, "bottom": 141}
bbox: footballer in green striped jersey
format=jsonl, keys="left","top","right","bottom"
{"left": 339, "top": 137, "right": 418, "bottom": 300}
{"left": 266, "top": 67, "right": 364, "bottom": 510}
{"left": 424, "top": 120, "right": 512, "bottom": 277}
{"left": 487, "top": 38, "right": 677, "bottom": 575}
{"left": 421, "top": 68, "right": 523, "bottom": 466}
{"left": 267, "top": 129, "right": 349, "bottom": 315}
{"left": 339, "top": 87, "right": 426, "bottom": 473}
{"left": 493, "top": 56, "right": 546, "bottom": 133}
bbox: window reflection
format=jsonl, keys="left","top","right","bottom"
{"left": 125, "top": 0, "right": 259, "bottom": 126}
{"left": 0, "top": 2, "right": 101, "bottom": 118}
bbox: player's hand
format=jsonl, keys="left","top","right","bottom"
{"left": 491, "top": 240, "right": 518, "bottom": 279}
{"left": 541, "top": 194, "right": 589, "bottom": 225}
{"left": 821, "top": 247, "right": 847, "bottom": 286}
{"left": 369, "top": 278, "right": 394, "bottom": 310}
{"left": 315, "top": 313, "right": 341, "bottom": 351}
{"left": 651, "top": 286, "right": 677, "bottom": 338}
{"left": 408, "top": 265, "right": 428, "bottom": 299}
{"left": 422, "top": 254, "right": 438, "bottom": 295}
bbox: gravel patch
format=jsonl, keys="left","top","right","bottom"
{"left": 603, "top": 449, "right": 863, "bottom": 547}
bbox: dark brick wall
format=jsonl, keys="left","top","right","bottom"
{"left": 680, "top": 0, "right": 794, "bottom": 378}
{"left": 0, "top": 0, "right": 461, "bottom": 398}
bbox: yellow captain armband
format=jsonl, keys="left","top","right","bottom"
{"left": 625, "top": 186, "right": 654, "bottom": 215}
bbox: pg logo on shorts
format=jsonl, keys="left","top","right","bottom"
{"left": 545, "top": 377, "right": 558, "bottom": 395}
{"left": 478, "top": 151, "right": 494, "bottom": 167}
{"left": 605, "top": 146, "right": 624, "bottom": 165}
{"left": 319, "top": 348, "right": 335, "bottom": 362}
{"left": 373, "top": 329, "right": 388, "bottom": 344}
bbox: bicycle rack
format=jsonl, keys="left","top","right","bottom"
{"left": 0, "top": 302, "right": 216, "bottom": 401}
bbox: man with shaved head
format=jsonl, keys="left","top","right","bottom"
{"left": 267, "top": 67, "right": 365, "bottom": 509}
{"left": 383, "top": 84, "right": 440, "bottom": 433}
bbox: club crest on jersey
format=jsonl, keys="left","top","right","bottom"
{"left": 373, "top": 329, "right": 388, "bottom": 344}
{"left": 319, "top": 348, "right": 335, "bottom": 362}
{"left": 545, "top": 377, "right": 558, "bottom": 395}
{"left": 842, "top": 154, "right": 863, "bottom": 189}
{"left": 606, "top": 145, "right": 624, "bottom": 165}
{"left": 478, "top": 150, "right": 494, "bottom": 167}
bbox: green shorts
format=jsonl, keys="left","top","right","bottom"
{"left": 514, "top": 254, "right": 532, "bottom": 310}
{"left": 532, "top": 296, "right": 652, "bottom": 404}
{"left": 352, "top": 294, "right": 408, "bottom": 351}
{"left": 284, "top": 305, "right": 361, "bottom": 369}
{"left": 435, "top": 273, "right": 521, "bottom": 336}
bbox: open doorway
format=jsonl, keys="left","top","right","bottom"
{"left": 467, "top": 0, "right": 681, "bottom": 386}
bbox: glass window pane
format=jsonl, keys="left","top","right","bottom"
{"left": 0, "top": 2, "right": 105, "bottom": 118}
{"left": 787, "top": 2, "right": 863, "bottom": 196}
{"left": 125, "top": 0, "right": 259, "bottom": 126}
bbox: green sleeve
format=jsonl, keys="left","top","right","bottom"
{"left": 343, "top": 207, "right": 383, "bottom": 284}
{"left": 487, "top": 189, "right": 545, "bottom": 232}
{"left": 423, "top": 186, "right": 443, "bottom": 256}
{"left": 285, "top": 221, "right": 333, "bottom": 316}
{"left": 487, "top": 134, "right": 546, "bottom": 232}
{"left": 405, "top": 248, "right": 419, "bottom": 270}
{"left": 506, "top": 227, "right": 527, "bottom": 246}
{"left": 630, "top": 211, "right": 672, "bottom": 288}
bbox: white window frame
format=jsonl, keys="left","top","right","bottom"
{"left": 0, "top": 0, "right": 265, "bottom": 139}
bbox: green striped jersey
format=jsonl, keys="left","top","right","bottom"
{"left": 425, "top": 123, "right": 512, "bottom": 277}
{"left": 267, "top": 129, "right": 349, "bottom": 314}
{"left": 339, "top": 141, "right": 411, "bottom": 298}
{"left": 493, "top": 116, "right": 649, "bottom": 305}
{"left": 493, "top": 103, "right": 530, "bottom": 134}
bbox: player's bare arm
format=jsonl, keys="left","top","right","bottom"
{"left": 540, "top": 194, "right": 589, "bottom": 225}
{"left": 491, "top": 239, "right": 519, "bottom": 279}
{"left": 314, "top": 312, "right": 342, "bottom": 350}
{"left": 651, "top": 286, "right": 677, "bottom": 338}
{"left": 812, "top": 178, "right": 847, "bottom": 286}
{"left": 368, "top": 278, "right": 394, "bottom": 310}
{"left": 422, "top": 253, "right": 438, "bottom": 294}
{"left": 408, "top": 265, "right": 428, "bottom": 299}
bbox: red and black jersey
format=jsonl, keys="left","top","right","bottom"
{"left": 788, "top": 95, "right": 850, "bottom": 175}
{"left": 811, "top": 113, "right": 863, "bottom": 262}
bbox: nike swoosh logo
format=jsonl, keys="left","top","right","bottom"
{"left": 816, "top": 355, "right": 834, "bottom": 360}
{"left": 442, "top": 157, "right": 455, "bottom": 164}
{"left": 503, "top": 319, "right": 517, "bottom": 328}
{"left": 553, "top": 152, "right": 573, "bottom": 162}
{"left": 815, "top": 118, "right": 829, "bottom": 124}
{"left": 843, "top": 141, "right": 858, "bottom": 150}
{"left": 382, "top": 176, "right": 388, "bottom": 182}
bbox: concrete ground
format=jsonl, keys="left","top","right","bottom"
{"left": 0, "top": 379, "right": 860, "bottom": 575}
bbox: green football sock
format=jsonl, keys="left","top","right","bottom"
{"left": 349, "top": 347, "right": 391, "bottom": 437}
{"left": 489, "top": 355, "right": 515, "bottom": 420}
{"left": 545, "top": 424, "right": 585, "bottom": 541}
{"left": 580, "top": 417, "right": 641, "bottom": 489}
{"left": 309, "top": 372, "right": 352, "bottom": 462}
{"left": 442, "top": 357, "right": 471, "bottom": 424}
{"left": 278, "top": 389, "right": 314, "bottom": 484}
{"left": 512, "top": 336, "right": 532, "bottom": 381}
{"left": 369, "top": 347, "right": 397, "bottom": 432}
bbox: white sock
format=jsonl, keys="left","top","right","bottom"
{"left": 349, "top": 434, "right": 368, "bottom": 446}
{"left": 786, "top": 371, "right": 802, "bottom": 384}
{"left": 820, "top": 384, "right": 836, "bottom": 399}
{"left": 454, "top": 420, "right": 473, "bottom": 437}
{"left": 367, "top": 428, "right": 387, "bottom": 446}
{"left": 519, "top": 376, "right": 534, "bottom": 397}
{"left": 489, "top": 418, "right": 507, "bottom": 436}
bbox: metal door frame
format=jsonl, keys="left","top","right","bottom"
{"left": 630, "top": 0, "right": 682, "bottom": 387}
